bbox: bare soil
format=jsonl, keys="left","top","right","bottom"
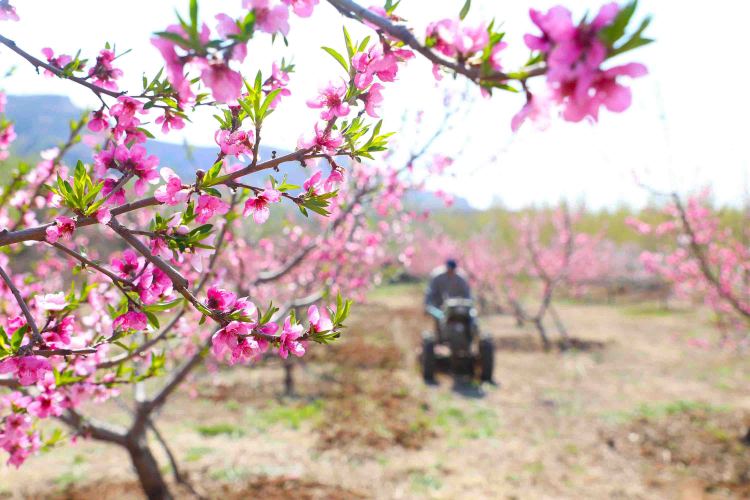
{"left": 2, "top": 284, "right": 749, "bottom": 499}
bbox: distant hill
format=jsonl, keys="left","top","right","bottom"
{"left": 4, "top": 94, "right": 472, "bottom": 210}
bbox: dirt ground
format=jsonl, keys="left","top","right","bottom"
{"left": 1, "top": 283, "right": 749, "bottom": 499}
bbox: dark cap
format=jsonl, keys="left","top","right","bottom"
{"left": 446, "top": 259, "right": 458, "bottom": 270}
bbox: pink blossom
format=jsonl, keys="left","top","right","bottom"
{"left": 27, "top": 391, "right": 64, "bottom": 418}
{"left": 254, "top": 321, "right": 278, "bottom": 354}
{"left": 110, "top": 96, "right": 145, "bottom": 128}
{"left": 215, "top": 129, "right": 254, "bottom": 158}
{"left": 324, "top": 169, "right": 344, "bottom": 191}
{"left": 282, "top": 0, "right": 318, "bottom": 17}
{"left": 136, "top": 268, "right": 173, "bottom": 305}
{"left": 215, "top": 14, "right": 247, "bottom": 62}
{"left": 625, "top": 216, "right": 652, "bottom": 235}
{"left": 45, "top": 216, "right": 76, "bottom": 243}
{"left": 43, "top": 315, "right": 74, "bottom": 347}
{"left": 96, "top": 207, "right": 112, "bottom": 224}
{"left": 112, "top": 250, "right": 143, "bottom": 279}
{"left": 307, "top": 81, "right": 350, "bottom": 120}
{"left": 154, "top": 167, "right": 188, "bottom": 206}
{"left": 40, "top": 47, "right": 72, "bottom": 78}
{"left": 206, "top": 286, "right": 237, "bottom": 313}
{"left": 1, "top": 392, "right": 31, "bottom": 411}
{"left": 0, "top": 123, "right": 16, "bottom": 159}
{"left": 511, "top": 94, "right": 551, "bottom": 132}
{"left": 212, "top": 321, "right": 242, "bottom": 358}
{"left": 87, "top": 109, "right": 109, "bottom": 132}
{"left": 88, "top": 49, "right": 123, "bottom": 91}
{"left": 263, "top": 62, "right": 291, "bottom": 109}
{"left": 151, "top": 24, "right": 196, "bottom": 102}
{"left": 303, "top": 170, "right": 323, "bottom": 194}
{"left": 243, "top": 188, "right": 281, "bottom": 224}
{"left": 307, "top": 305, "right": 332, "bottom": 332}
{"left": 298, "top": 122, "right": 343, "bottom": 153}
{"left": 195, "top": 194, "right": 230, "bottom": 224}
{"left": 36, "top": 292, "right": 67, "bottom": 312}
{"left": 429, "top": 155, "right": 453, "bottom": 175}
{"left": 230, "top": 337, "right": 260, "bottom": 364}
{"left": 113, "top": 311, "right": 148, "bottom": 331}
{"left": 0, "top": 2, "right": 19, "bottom": 21}
{"left": 426, "top": 19, "right": 489, "bottom": 59}
{"left": 278, "top": 316, "right": 305, "bottom": 359}
{"left": 111, "top": 145, "right": 160, "bottom": 196}
{"left": 352, "top": 43, "right": 413, "bottom": 89}
{"left": 243, "top": 0, "right": 290, "bottom": 36}
{"left": 363, "top": 83, "right": 384, "bottom": 118}
{"left": 523, "top": 6, "right": 576, "bottom": 52}
{"left": 101, "top": 178, "right": 127, "bottom": 206}
{"left": 155, "top": 111, "right": 185, "bottom": 134}
{"left": 0, "top": 357, "right": 51, "bottom": 386}
{"left": 0, "top": 92, "right": 6, "bottom": 113}
{"left": 524, "top": 4, "right": 647, "bottom": 123}
{"left": 489, "top": 41, "right": 507, "bottom": 72}
{"left": 200, "top": 61, "right": 243, "bottom": 104}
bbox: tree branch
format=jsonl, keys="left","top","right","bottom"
{"left": 0, "top": 33, "right": 125, "bottom": 99}
{"left": 326, "top": 0, "right": 545, "bottom": 84}
{"left": 0, "top": 261, "right": 44, "bottom": 348}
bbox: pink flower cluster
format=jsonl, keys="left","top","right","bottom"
{"left": 426, "top": 19, "right": 488, "bottom": 60}
{"left": 95, "top": 143, "right": 159, "bottom": 197}
{"left": 215, "top": 129, "right": 254, "bottom": 159}
{"left": 515, "top": 4, "right": 647, "bottom": 128}
{"left": 263, "top": 62, "right": 292, "bottom": 109}
{"left": 210, "top": 298, "right": 331, "bottom": 364}
{"left": 41, "top": 48, "right": 73, "bottom": 78}
{"left": 152, "top": 0, "right": 314, "bottom": 106}
{"left": 44, "top": 216, "right": 76, "bottom": 243}
{"left": 243, "top": 188, "right": 281, "bottom": 224}
{"left": 0, "top": 121, "right": 15, "bottom": 161}
{"left": 87, "top": 49, "right": 123, "bottom": 91}
{"left": 154, "top": 168, "right": 189, "bottom": 206}
{"left": 0, "top": 1, "right": 18, "bottom": 22}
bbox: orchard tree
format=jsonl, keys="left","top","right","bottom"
{"left": 0, "top": 0, "right": 651, "bottom": 497}
{"left": 630, "top": 190, "right": 750, "bottom": 349}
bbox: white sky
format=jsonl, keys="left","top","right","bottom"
{"left": 1, "top": 0, "right": 748, "bottom": 209}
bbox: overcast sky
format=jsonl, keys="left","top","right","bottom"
{"left": 1, "top": 1, "right": 747, "bottom": 209}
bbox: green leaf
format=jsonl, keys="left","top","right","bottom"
{"left": 322, "top": 46, "right": 349, "bottom": 72}
{"left": 189, "top": 0, "right": 199, "bottom": 30}
{"left": 258, "top": 88, "right": 282, "bottom": 121}
{"left": 459, "top": 0, "right": 471, "bottom": 20}
{"left": 154, "top": 31, "right": 190, "bottom": 47}
{"left": 343, "top": 26, "right": 354, "bottom": 59}
{"left": 145, "top": 311, "right": 160, "bottom": 329}
{"left": 144, "top": 298, "right": 184, "bottom": 312}
{"left": 599, "top": 0, "right": 636, "bottom": 46}
{"left": 10, "top": 325, "right": 28, "bottom": 352}
{"left": 0, "top": 326, "right": 9, "bottom": 352}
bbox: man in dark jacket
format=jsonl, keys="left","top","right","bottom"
{"left": 425, "top": 259, "right": 472, "bottom": 320}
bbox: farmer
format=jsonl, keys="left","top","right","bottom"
{"left": 424, "top": 258, "right": 472, "bottom": 322}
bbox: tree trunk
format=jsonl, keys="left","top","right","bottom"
{"left": 284, "top": 359, "right": 294, "bottom": 396}
{"left": 127, "top": 437, "right": 172, "bottom": 500}
{"left": 534, "top": 318, "right": 551, "bottom": 351}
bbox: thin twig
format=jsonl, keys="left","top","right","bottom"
{"left": 0, "top": 262, "right": 44, "bottom": 348}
